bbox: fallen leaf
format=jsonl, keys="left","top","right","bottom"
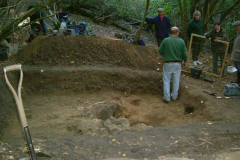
{"left": 123, "top": 154, "right": 126, "bottom": 157}
{"left": 62, "top": 152, "right": 68, "bottom": 155}
{"left": 112, "top": 139, "right": 116, "bottom": 142}
{"left": 207, "top": 122, "right": 213, "bottom": 125}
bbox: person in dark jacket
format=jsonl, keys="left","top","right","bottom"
{"left": 27, "top": 4, "right": 47, "bottom": 34}
{"left": 187, "top": 11, "right": 203, "bottom": 66}
{"left": 145, "top": 8, "right": 171, "bottom": 47}
{"left": 205, "top": 21, "right": 227, "bottom": 74}
{"left": 58, "top": 8, "right": 70, "bottom": 24}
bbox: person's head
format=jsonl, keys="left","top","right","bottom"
{"left": 158, "top": 8, "right": 164, "bottom": 16}
{"left": 193, "top": 11, "right": 201, "bottom": 20}
{"left": 58, "top": 8, "right": 62, "bottom": 13}
{"left": 232, "top": 21, "right": 240, "bottom": 32}
{"left": 170, "top": 27, "right": 179, "bottom": 37}
{"left": 214, "top": 21, "right": 221, "bottom": 31}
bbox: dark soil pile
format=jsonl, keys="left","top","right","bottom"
{"left": 17, "top": 35, "right": 161, "bottom": 70}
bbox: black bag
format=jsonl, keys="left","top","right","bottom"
{"left": 79, "top": 22, "right": 86, "bottom": 34}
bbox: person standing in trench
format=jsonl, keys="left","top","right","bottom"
{"left": 159, "top": 27, "right": 188, "bottom": 103}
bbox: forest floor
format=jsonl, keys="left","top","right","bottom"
{"left": 0, "top": 13, "right": 240, "bottom": 160}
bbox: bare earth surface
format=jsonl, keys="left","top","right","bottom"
{"left": 0, "top": 14, "right": 240, "bottom": 160}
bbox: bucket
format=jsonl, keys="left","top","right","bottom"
{"left": 191, "top": 66, "right": 202, "bottom": 78}
{"left": 63, "top": 30, "right": 72, "bottom": 36}
{"left": 0, "top": 48, "right": 8, "bottom": 61}
{"left": 60, "top": 22, "right": 67, "bottom": 29}
{"left": 67, "top": 25, "right": 80, "bottom": 35}
{"left": 227, "top": 66, "right": 238, "bottom": 74}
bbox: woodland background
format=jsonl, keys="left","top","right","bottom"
{"left": 0, "top": 0, "right": 240, "bottom": 44}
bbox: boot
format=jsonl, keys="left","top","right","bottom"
{"left": 231, "top": 71, "right": 240, "bottom": 84}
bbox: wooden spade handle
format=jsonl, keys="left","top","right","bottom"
{"left": 3, "top": 64, "right": 21, "bottom": 72}
{"left": 3, "top": 64, "right": 27, "bottom": 127}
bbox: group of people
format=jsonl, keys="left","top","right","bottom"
{"left": 28, "top": 5, "right": 240, "bottom": 103}
{"left": 28, "top": 5, "right": 71, "bottom": 34}
{"left": 145, "top": 8, "right": 240, "bottom": 102}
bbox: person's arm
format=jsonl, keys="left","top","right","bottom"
{"left": 187, "top": 21, "right": 192, "bottom": 39}
{"left": 181, "top": 41, "right": 188, "bottom": 67}
{"left": 159, "top": 41, "right": 165, "bottom": 58}
{"left": 63, "top": 12, "right": 69, "bottom": 18}
{"left": 204, "top": 29, "right": 214, "bottom": 39}
{"left": 145, "top": 16, "right": 155, "bottom": 24}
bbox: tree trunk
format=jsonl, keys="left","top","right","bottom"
{"left": 132, "top": 0, "right": 150, "bottom": 45}
{"left": 178, "top": 0, "right": 188, "bottom": 44}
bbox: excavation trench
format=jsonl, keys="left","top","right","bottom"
{"left": 1, "top": 66, "right": 210, "bottom": 140}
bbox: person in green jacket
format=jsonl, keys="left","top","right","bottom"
{"left": 159, "top": 27, "right": 188, "bottom": 103}
{"left": 187, "top": 11, "right": 203, "bottom": 66}
{"left": 205, "top": 21, "right": 227, "bottom": 74}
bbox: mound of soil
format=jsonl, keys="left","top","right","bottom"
{"left": 17, "top": 35, "right": 161, "bottom": 70}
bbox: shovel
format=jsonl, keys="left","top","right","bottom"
{"left": 3, "top": 64, "right": 51, "bottom": 160}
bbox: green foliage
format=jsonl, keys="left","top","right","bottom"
{"left": 225, "top": 21, "right": 237, "bottom": 41}
{"left": 65, "top": 0, "right": 240, "bottom": 42}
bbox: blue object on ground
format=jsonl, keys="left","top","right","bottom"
{"left": 67, "top": 25, "right": 80, "bottom": 35}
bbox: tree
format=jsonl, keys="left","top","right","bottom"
{"left": 177, "top": 0, "right": 188, "bottom": 44}
{"left": 133, "top": 0, "right": 150, "bottom": 45}
{"left": 0, "top": 0, "right": 58, "bottom": 42}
